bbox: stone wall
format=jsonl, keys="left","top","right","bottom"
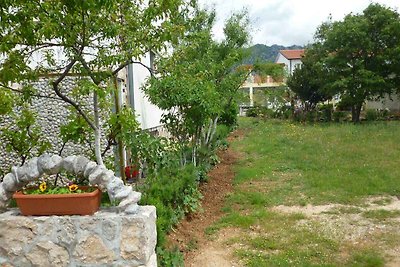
{"left": 0, "top": 206, "right": 157, "bottom": 267}
{"left": 0, "top": 77, "right": 110, "bottom": 174}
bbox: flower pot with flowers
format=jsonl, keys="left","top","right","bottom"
{"left": 0, "top": 154, "right": 142, "bottom": 215}
{"left": 13, "top": 180, "right": 102, "bottom": 216}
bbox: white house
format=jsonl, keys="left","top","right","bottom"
{"left": 275, "top": 49, "right": 305, "bottom": 75}
{"left": 118, "top": 52, "right": 164, "bottom": 132}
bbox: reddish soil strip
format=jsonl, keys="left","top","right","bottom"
{"left": 167, "top": 130, "right": 243, "bottom": 266}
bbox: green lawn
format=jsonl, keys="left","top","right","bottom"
{"left": 210, "top": 118, "right": 400, "bottom": 267}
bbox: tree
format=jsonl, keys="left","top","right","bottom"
{"left": 143, "top": 9, "right": 250, "bottom": 166}
{"left": 287, "top": 45, "right": 332, "bottom": 110}
{"left": 0, "top": 0, "right": 194, "bottom": 165}
{"left": 314, "top": 3, "right": 400, "bottom": 122}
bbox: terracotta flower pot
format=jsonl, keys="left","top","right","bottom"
{"left": 125, "top": 165, "right": 139, "bottom": 180}
{"left": 13, "top": 186, "right": 101, "bottom": 216}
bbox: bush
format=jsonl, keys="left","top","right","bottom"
{"left": 246, "top": 107, "right": 259, "bottom": 117}
{"left": 333, "top": 111, "right": 346, "bottom": 122}
{"left": 318, "top": 104, "right": 333, "bottom": 122}
{"left": 139, "top": 165, "right": 202, "bottom": 246}
{"left": 365, "top": 109, "right": 379, "bottom": 121}
{"left": 305, "top": 111, "right": 317, "bottom": 123}
{"left": 219, "top": 102, "right": 238, "bottom": 127}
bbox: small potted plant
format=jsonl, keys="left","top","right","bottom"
{"left": 124, "top": 164, "right": 140, "bottom": 182}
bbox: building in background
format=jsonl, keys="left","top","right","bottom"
{"left": 275, "top": 49, "right": 305, "bottom": 75}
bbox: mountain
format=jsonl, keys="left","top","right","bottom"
{"left": 243, "top": 44, "right": 305, "bottom": 65}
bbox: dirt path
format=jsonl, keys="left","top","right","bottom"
{"left": 167, "top": 131, "right": 243, "bottom": 267}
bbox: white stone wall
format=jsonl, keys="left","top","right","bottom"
{"left": 0, "top": 77, "right": 109, "bottom": 173}
{"left": 0, "top": 206, "right": 157, "bottom": 267}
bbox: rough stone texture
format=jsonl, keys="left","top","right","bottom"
{"left": 0, "top": 78, "right": 87, "bottom": 172}
{"left": 0, "top": 206, "right": 157, "bottom": 267}
{"left": 121, "top": 206, "right": 157, "bottom": 263}
{"left": 0, "top": 77, "right": 113, "bottom": 174}
{"left": 73, "top": 235, "right": 116, "bottom": 264}
{"left": 26, "top": 241, "right": 70, "bottom": 267}
{"left": 2, "top": 173, "right": 18, "bottom": 192}
{"left": 0, "top": 216, "right": 38, "bottom": 260}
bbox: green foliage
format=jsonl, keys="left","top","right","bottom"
{"left": 333, "top": 111, "right": 347, "bottom": 122}
{"left": 312, "top": 3, "right": 400, "bottom": 122}
{"left": 219, "top": 101, "right": 238, "bottom": 128}
{"left": 0, "top": 0, "right": 196, "bottom": 165}
{"left": 156, "top": 246, "right": 184, "bottom": 267}
{"left": 287, "top": 46, "right": 332, "bottom": 110}
{"left": 59, "top": 110, "right": 93, "bottom": 151}
{"left": 139, "top": 165, "right": 202, "bottom": 246}
{"left": 22, "top": 185, "right": 93, "bottom": 195}
{"left": 1, "top": 106, "right": 51, "bottom": 166}
{"left": 318, "top": 104, "right": 333, "bottom": 122}
{"left": 144, "top": 9, "right": 250, "bottom": 166}
{"left": 253, "top": 62, "right": 285, "bottom": 81}
{"left": 0, "top": 89, "right": 13, "bottom": 115}
{"left": 365, "top": 109, "right": 379, "bottom": 121}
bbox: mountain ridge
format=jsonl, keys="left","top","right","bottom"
{"left": 243, "top": 44, "right": 305, "bottom": 64}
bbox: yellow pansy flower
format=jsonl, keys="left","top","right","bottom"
{"left": 39, "top": 182, "right": 47, "bottom": 192}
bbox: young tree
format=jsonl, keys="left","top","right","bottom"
{"left": 0, "top": 0, "right": 194, "bottom": 165}
{"left": 314, "top": 3, "right": 400, "bottom": 122}
{"left": 143, "top": 9, "right": 250, "bottom": 166}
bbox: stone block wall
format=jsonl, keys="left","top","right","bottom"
{"left": 0, "top": 206, "right": 157, "bottom": 267}
{"left": 0, "top": 77, "right": 110, "bottom": 174}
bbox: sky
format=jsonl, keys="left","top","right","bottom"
{"left": 197, "top": 0, "right": 400, "bottom": 46}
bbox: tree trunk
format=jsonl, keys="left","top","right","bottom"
{"left": 93, "top": 92, "right": 104, "bottom": 165}
{"left": 351, "top": 104, "right": 362, "bottom": 123}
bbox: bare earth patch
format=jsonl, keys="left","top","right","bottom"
{"left": 167, "top": 130, "right": 244, "bottom": 267}
{"left": 273, "top": 196, "right": 400, "bottom": 266}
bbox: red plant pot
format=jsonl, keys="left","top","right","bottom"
{"left": 13, "top": 186, "right": 101, "bottom": 216}
{"left": 125, "top": 165, "right": 139, "bottom": 179}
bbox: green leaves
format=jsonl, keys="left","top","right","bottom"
{"left": 297, "top": 3, "right": 400, "bottom": 121}
{"left": 1, "top": 106, "right": 51, "bottom": 165}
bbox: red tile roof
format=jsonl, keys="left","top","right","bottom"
{"left": 279, "top": 49, "right": 305, "bottom": 60}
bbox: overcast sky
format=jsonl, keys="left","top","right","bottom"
{"left": 197, "top": 0, "right": 400, "bottom": 46}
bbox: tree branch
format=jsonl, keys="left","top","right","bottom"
{"left": 52, "top": 58, "right": 96, "bottom": 130}
{"left": 0, "top": 84, "right": 61, "bottom": 101}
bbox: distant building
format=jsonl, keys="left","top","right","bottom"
{"left": 275, "top": 49, "right": 305, "bottom": 75}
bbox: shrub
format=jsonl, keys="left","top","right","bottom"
{"left": 139, "top": 165, "right": 202, "bottom": 246}
{"left": 305, "top": 111, "right": 317, "bottom": 123}
{"left": 333, "top": 111, "right": 346, "bottom": 122}
{"left": 246, "top": 107, "right": 259, "bottom": 117}
{"left": 365, "top": 109, "right": 379, "bottom": 121}
{"left": 318, "top": 104, "right": 333, "bottom": 122}
{"left": 219, "top": 102, "right": 238, "bottom": 128}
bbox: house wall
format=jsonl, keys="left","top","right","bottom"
{"left": 275, "top": 54, "right": 302, "bottom": 75}
{"left": 276, "top": 54, "right": 290, "bottom": 74}
{"left": 128, "top": 54, "right": 164, "bottom": 130}
{"left": 0, "top": 77, "right": 99, "bottom": 173}
{"left": 365, "top": 93, "right": 400, "bottom": 111}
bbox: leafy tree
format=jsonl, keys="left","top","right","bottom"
{"left": 143, "top": 9, "right": 250, "bottom": 166}
{"left": 0, "top": 0, "right": 194, "bottom": 165}
{"left": 287, "top": 45, "right": 332, "bottom": 110}
{"left": 314, "top": 3, "right": 400, "bottom": 122}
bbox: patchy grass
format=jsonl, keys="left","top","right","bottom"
{"left": 362, "top": 209, "right": 400, "bottom": 221}
{"left": 211, "top": 118, "right": 400, "bottom": 266}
